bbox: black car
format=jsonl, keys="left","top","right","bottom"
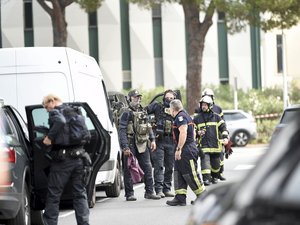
{"left": 270, "top": 104, "right": 300, "bottom": 143}
{"left": 186, "top": 110, "right": 300, "bottom": 225}
{"left": 0, "top": 105, "right": 43, "bottom": 225}
{"left": 0, "top": 102, "right": 110, "bottom": 225}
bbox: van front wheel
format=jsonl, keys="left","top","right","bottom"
{"left": 105, "top": 164, "right": 121, "bottom": 197}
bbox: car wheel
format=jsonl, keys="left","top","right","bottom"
{"left": 105, "top": 163, "right": 121, "bottom": 197}
{"left": 7, "top": 183, "right": 30, "bottom": 225}
{"left": 232, "top": 131, "right": 249, "bottom": 147}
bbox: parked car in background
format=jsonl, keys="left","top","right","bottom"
{"left": 186, "top": 110, "right": 300, "bottom": 225}
{"left": 271, "top": 104, "right": 300, "bottom": 143}
{"left": 223, "top": 110, "right": 257, "bottom": 147}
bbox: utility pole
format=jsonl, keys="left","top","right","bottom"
{"left": 282, "top": 30, "right": 289, "bottom": 109}
{"left": 234, "top": 76, "right": 238, "bottom": 110}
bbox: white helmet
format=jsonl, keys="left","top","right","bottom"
{"left": 202, "top": 88, "right": 214, "bottom": 100}
{"left": 200, "top": 95, "right": 213, "bottom": 109}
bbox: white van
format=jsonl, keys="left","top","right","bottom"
{"left": 0, "top": 47, "right": 123, "bottom": 204}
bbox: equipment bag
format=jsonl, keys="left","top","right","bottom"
{"left": 61, "top": 105, "right": 91, "bottom": 145}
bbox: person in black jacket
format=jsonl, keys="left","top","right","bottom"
{"left": 194, "top": 88, "right": 227, "bottom": 181}
{"left": 193, "top": 95, "right": 229, "bottom": 186}
{"left": 118, "top": 89, "right": 160, "bottom": 201}
{"left": 42, "top": 94, "right": 89, "bottom": 225}
{"left": 145, "top": 89, "right": 177, "bottom": 198}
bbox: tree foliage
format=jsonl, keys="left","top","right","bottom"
{"left": 129, "top": 0, "right": 300, "bottom": 114}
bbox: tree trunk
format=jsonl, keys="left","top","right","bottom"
{"left": 37, "top": 0, "right": 70, "bottom": 47}
{"left": 182, "top": 2, "right": 213, "bottom": 114}
{"left": 51, "top": 1, "right": 67, "bottom": 46}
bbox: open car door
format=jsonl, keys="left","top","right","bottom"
{"left": 25, "top": 102, "right": 111, "bottom": 209}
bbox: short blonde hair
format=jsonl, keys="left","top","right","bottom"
{"left": 42, "top": 94, "right": 62, "bottom": 106}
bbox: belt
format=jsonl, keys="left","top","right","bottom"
{"left": 60, "top": 147, "right": 85, "bottom": 157}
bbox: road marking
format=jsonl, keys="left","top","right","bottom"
{"left": 235, "top": 164, "right": 255, "bottom": 170}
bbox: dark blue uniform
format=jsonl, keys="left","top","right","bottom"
{"left": 118, "top": 106, "right": 157, "bottom": 199}
{"left": 146, "top": 101, "right": 176, "bottom": 195}
{"left": 172, "top": 110, "right": 205, "bottom": 203}
{"left": 43, "top": 104, "right": 89, "bottom": 225}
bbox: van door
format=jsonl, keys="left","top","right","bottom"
{"left": 25, "top": 102, "right": 111, "bottom": 209}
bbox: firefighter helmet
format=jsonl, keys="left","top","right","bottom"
{"left": 200, "top": 95, "right": 213, "bottom": 109}
{"left": 202, "top": 88, "right": 214, "bottom": 100}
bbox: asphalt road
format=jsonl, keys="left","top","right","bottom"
{"left": 58, "top": 144, "right": 268, "bottom": 225}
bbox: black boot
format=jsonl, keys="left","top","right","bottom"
{"left": 203, "top": 174, "right": 211, "bottom": 186}
{"left": 166, "top": 197, "right": 186, "bottom": 206}
{"left": 212, "top": 177, "right": 218, "bottom": 184}
{"left": 219, "top": 173, "right": 226, "bottom": 181}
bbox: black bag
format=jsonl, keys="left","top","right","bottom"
{"left": 61, "top": 105, "right": 91, "bottom": 145}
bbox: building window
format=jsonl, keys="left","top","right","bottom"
{"left": 88, "top": 11, "right": 99, "bottom": 63}
{"left": 23, "top": 0, "right": 34, "bottom": 46}
{"left": 152, "top": 4, "right": 164, "bottom": 86}
{"left": 217, "top": 11, "right": 229, "bottom": 84}
{"left": 120, "top": 0, "right": 132, "bottom": 89}
{"left": 276, "top": 34, "right": 283, "bottom": 73}
{"left": 218, "top": 11, "right": 225, "bottom": 21}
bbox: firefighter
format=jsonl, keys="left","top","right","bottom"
{"left": 193, "top": 95, "right": 229, "bottom": 186}
{"left": 195, "top": 88, "right": 227, "bottom": 181}
{"left": 166, "top": 99, "right": 206, "bottom": 206}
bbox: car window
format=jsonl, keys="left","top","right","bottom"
{"left": 31, "top": 106, "right": 95, "bottom": 138}
{"left": 280, "top": 109, "right": 300, "bottom": 124}
{"left": 224, "top": 112, "right": 246, "bottom": 121}
{"left": 11, "top": 107, "right": 29, "bottom": 140}
{"left": 0, "top": 109, "right": 19, "bottom": 142}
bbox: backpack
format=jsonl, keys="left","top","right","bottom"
{"left": 60, "top": 105, "right": 91, "bottom": 146}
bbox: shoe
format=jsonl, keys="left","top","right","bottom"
{"left": 166, "top": 198, "right": 186, "bottom": 206}
{"left": 157, "top": 192, "right": 165, "bottom": 198}
{"left": 163, "top": 191, "right": 175, "bottom": 197}
{"left": 212, "top": 177, "right": 218, "bottom": 184}
{"left": 219, "top": 173, "right": 226, "bottom": 181}
{"left": 203, "top": 179, "right": 211, "bottom": 186}
{"left": 126, "top": 196, "right": 137, "bottom": 201}
{"left": 144, "top": 193, "right": 161, "bottom": 200}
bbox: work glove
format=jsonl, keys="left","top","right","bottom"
{"left": 225, "top": 140, "right": 233, "bottom": 159}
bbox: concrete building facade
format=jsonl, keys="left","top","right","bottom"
{"left": 1, "top": 0, "right": 299, "bottom": 92}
